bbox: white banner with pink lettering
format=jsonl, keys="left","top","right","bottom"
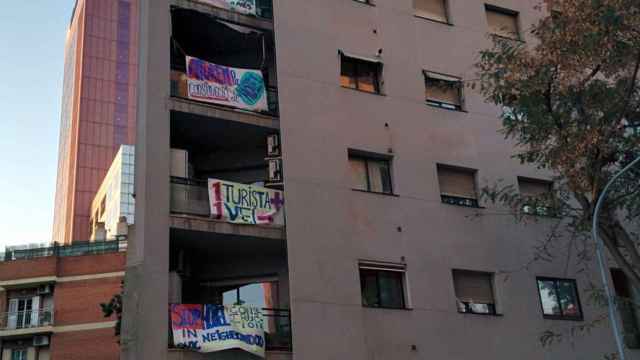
{"left": 208, "top": 179, "right": 284, "bottom": 225}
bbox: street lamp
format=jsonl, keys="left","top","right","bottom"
{"left": 592, "top": 155, "right": 640, "bottom": 360}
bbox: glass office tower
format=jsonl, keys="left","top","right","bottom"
{"left": 53, "top": 0, "right": 138, "bottom": 244}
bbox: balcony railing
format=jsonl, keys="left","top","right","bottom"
{"left": 1, "top": 240, "right": 127, "bottom": 262}
{"left": 170, "top": 177, "right": 286, "bottom": 226}
{"left": 170, "top": 70, "right": 279, "bottom": 117}
{"left": 0, "top": 309, "right": 54, "bottom": 331}
{"left": 169, "top": 308, "right": 291, "bottom": 352}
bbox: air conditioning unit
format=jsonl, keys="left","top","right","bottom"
{"left": 267, "top": 159, "right": 283, "bottom": 183}
{"left": 38, "top": 284, "right": 52, "bottom": 295}
{"left": 33, "top": 335, "right": 49, "bottom": 347}
{"left": 267, "top": 134, "right": 281, "bottom": 157}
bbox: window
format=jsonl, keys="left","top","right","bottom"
{"left": 359, "top": 262, "right": 407, "bottom": 309}
{"left": 7, "top": 297, "right": 39, "bottom": 329}
{"left": 340, "top": 53, "right": 382, "bottom": 94}
{"left": 11, "top": 349, "right": 27, "bottom": 360}
{"left": 354, "top": 0, "right": 373, "bottom": 4}
{"left": 453, "top": 270, "right": 496, "bottom": 315}
{"left": 424, "top": 71, "right": 463, "bottom": 110}
{"left": 349, "top": 151, "right": 393, "bottom": 194}
{"left": 611, "top": 269, "right": 640, "bottom": 348}
{"left": 414, "top": 0, "right": 448, "bottom": 23}
{"left": 537, "top": 277, "right": 583, "bottom": 320}
{"left": 437, "top": 165, "right": 478, "bottom": 207}
{"left": 485, "top": 5, "right": 520, "bottom": 40}
{"left": 518, "top": 177, "right": 553, "bottom": 216}
{"left": 222, "top": 281, "right": 279, "bottom": 309}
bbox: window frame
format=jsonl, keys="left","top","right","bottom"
{"left": 452, "top": 269, "right": 498, "bottom": 316}
{"left": 424, "top": 71, "right": 464, "bottom": 111}
{"left": 413, "top": 0, "right": 451, "bottom": 25}
{"left": 340, "top": 53, "right": 383, "bottom": 95}
{"left": 11, "top": 349, "right": 28, "bottom": 360}
{"left": 348, "top": 150, "right": 394, "bottom": 195}
{"left": 518, "top": 177, "right": 555, "bottom": 217}
{"left": 484, "top": 4, "right": 522, "bottom": 41}
{"left": 359, "top": 262, "right": 408, "bottom": 310}
{"left": 536, "top": 277, "right": 584, "bottom": 321}
{"left": 436, "top": 164, "right": 480, "bottom": 208}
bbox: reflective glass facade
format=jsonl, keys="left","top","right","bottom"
{"left": 52, "top": 0, "right": 138, "bottom": 244}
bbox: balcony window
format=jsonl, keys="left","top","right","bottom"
{"left": 537, "top": 277, "right": 583, "bottom": 320}
{"left": 359, "top": 262, "right": 407, "bottom": 309}
{"left": 414, "top": 0, "right": 448, "bottom": 23}
{"left": 340, "top": 53, "right": 382, "bottom": 94}
{"left": 453, "top": 270, "right": 496, "bottom": 315}
{"left": 424, "top": 71, "right": 463, "bottom": 110}
{"left": 611, "top": 269, "right": 640, "bottom": 348}
{"left": 437, "top": 164, "right": 478, "bottom": 207}
{"left": 485, "top": 4, "right": 520, "bottom": 40}
{"left": 518, "top": 177, "right": 553, "bottom": 216}
{"left": 11, "top": 350, "right": 27, "bottom": 360}
{"left": 349, "top": 151, "right": 393, "bottom": 194}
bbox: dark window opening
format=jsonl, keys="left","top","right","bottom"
{"left": 360, "top": 263, "right": 406, "bottom": 309}
{"left": 611, "top": 269, "right": 640, "bottom": 348}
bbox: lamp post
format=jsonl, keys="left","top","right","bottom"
{"left": 592, "top": 156, "right": 640, "bottom": 360}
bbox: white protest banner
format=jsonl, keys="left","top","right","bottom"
{"left": 208, "top": 179, "right": 284, "bottom": 225}
{"left": 186, "top": 56, "right": 268, "bottom": 112}
{"left": 195, "top": 0, "right": 257, "bottom": 16}
{"left": 170, "top": 304, "right": 266, "bottom": 358}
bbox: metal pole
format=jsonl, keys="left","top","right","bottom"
{"left": 592, "top": 155, "right": 640, "bottom": 360}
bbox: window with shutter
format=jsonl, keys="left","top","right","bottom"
{"left": 424, "top": 71, "right": 463, "bottom": 110}
{"left": 414, "top": 0, "right": 448, "bottom": 23}
{"left": 453, "top": 270, "right": 496, "bottom": 315}
{"left": 518, "top": 177, "right": 553, "bottom": 216}
{"left": 437, "top": 165, "right": 478, "bottom": 207}
{"left": 485, "top": 5, "right": 520, "bottom": 40}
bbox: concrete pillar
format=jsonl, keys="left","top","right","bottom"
{"left": 120, "top": 0, "right": 171, "bottom": 358}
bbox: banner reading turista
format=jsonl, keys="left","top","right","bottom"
{"left": 195, "top": 0, "right": 257, "bottom": 16}
{"left": 171, "top": 304, "right": 266, "bottom": 358}
{"left": 208, "top": 179, "right": 284, "bottom": 225}
{"left": 186, "top": 56, "right": 268, "bottom": 112}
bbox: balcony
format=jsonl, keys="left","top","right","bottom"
{"left": 0, "top": 309, "right": 54, "bottom": 336}
{"left": 170, "top": 177, "right": 285, "bottom": 239}
{"left": 170, "top": 7, "right": 279, "bottom": 118}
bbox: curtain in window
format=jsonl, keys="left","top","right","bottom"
{"left": 349, "top": 158, "right": 368, "bottom": 191}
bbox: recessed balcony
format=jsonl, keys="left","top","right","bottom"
{"left": 0, "top": 308, "right": 54, "bottom": 337}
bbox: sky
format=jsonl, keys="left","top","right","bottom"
{"left": 0, "top": 1, "right": 76, "bottom": 248}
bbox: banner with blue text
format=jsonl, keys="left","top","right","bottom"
{"left": 208, "top": 179, "right": 284, "bottom": 225}
{"left": 186, "top": 56, "right": 268, "bottom": 112}
{"left": 171, "top": 304, "right": 266, "bottom": 358}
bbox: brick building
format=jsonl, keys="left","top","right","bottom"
{"left": 0, "top": 243, "right": 125, "bottom": 360}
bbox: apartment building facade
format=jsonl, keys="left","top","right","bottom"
{"left": 123, "top": 0, "right": 639, "bottom": 359}
{"left": 52, "top": 0, "right": 138, "bottom": 245}
{"left": 0, "top": 242, "right": 125, "bottom": 360}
